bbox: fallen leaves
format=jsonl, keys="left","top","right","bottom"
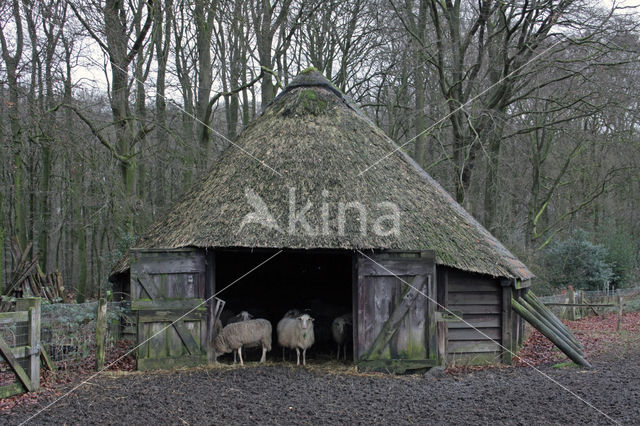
{"left": 0, "top": 340, "right": 135, "bottom": 413}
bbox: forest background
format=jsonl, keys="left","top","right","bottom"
{"left": 1, "top": 0, "right": 639, "bottom": 301}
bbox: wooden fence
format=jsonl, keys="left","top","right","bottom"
{"left": 539, "top": 288, "right": 639, "bottom": 321}
{"left": 0, "top": 298, "right": 41, "bottom": 398}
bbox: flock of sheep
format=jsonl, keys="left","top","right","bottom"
{"left": 213, "top": 309, "right": 353, "bottom": 366}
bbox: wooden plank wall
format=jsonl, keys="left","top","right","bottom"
{"left": 130, "top": 250, "right": 209, "bottom": 370}
{"left": 446, "top": 269, "right": 502, "bottom": 365}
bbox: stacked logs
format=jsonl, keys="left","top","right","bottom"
{"left": 1, "top": 238, "right": 66, "bottom": 311}
{"left": 513, "top": 290, "right": 591, "bottom": 368}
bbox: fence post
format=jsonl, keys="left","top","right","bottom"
{"left": 568, "top": 287, "right": 576, "bottom": 321}
{"left": 16, "top": 297, "right": 41, "bottom": 391}
{"left": 617, "top": 294, "right": 623, "bottom": 332}
{"left": 96, "top": 298, "right": 107, "bottom": 370}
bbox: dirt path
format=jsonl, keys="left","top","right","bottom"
{"left": 4, "top": 346, "right": 639, "bottom": 425}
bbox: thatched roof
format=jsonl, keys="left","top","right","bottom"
{"left": 111, "top": 70, "right": 532, "bottom": 281}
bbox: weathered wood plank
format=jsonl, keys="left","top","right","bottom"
{"left": 136, "top": 313, "right": 148, "bottom": 359}
{"left": 172, "top": 321, "right": 201, "bottom": 356}
{"left": 148, "top": 322, "right": 168, "bottom": 359}
{"left": 447, "top": 315, "right": 500, "bottom": 328}
{"left": 448, "top": 292, "right": 501, "bottom": 305}
{"left": 0, "top": 336, "right": 33, "bottom": 391}
{"left": 427, "top": 277, "right": 437, "bottom": 360}
{"left": 351, "top": 254, "right": 358, "bottom": 361}
{"left": 40, "top": 346, "right": 56, "bottom": 373}
{"left": 0, "top": 311, "right": 29, "bottom": 324}
{"left": 131, "top": 299, "right": 206, "bottom": 311}
{"left": 447, "top": 340, "right": 502, "bottom": 353}
{"left": 447, "top": 328, "right": 501, "bottom": 341}
{"left": 437, "top": 267, "right": 448, "bottom": 364}
{"left": 361, "top": 275, "right": 426, "bottom": 361}
{"left": 502, "top": 285, "right": 514, "bottom": 364}
{"left": 137, "top": 310, "right": 204, "bottom": 323}
{"left": 130, "top": 251, "right": 205, "bottom": 275}
{"left": 359, "top": 259, "right": 433, "bottom": 277}
{"left": 0, "top": 345, "right": 29, "bottom": 362}
{"left": 448, "top": 279, "right": 499, "bottom": 293}
{"left": 17, "top": 298, "right": 40, "bottom": 390}
{"left": 448, "top": 304, "right": 501, "bottom": 314}
{"left": 168, "top": 325, "right": 184, "bottom": 358}
{"left": 0, "top": 382, "right": 27, "bottom": 399}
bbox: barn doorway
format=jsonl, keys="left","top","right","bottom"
{"left": 214, "top": 248, "right": 353, "bottom": 361}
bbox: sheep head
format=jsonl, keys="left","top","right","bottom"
{"left": 238, "top": 311, "right": 253, "bottom": 321}
{"left": 297, "top": 314, "right": 314, "bottom": 329}
{"left": 334, "top": 317, "right": 347, "bottom": 334}
{"left": 213, "top": 334, "right": 230, "bottom": 355}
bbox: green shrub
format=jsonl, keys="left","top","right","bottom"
{"left": 600, "top": 230, "right": 638, "bottom": 289}
{"left": 540, "top": 229, "right": 615, "bottom": 291}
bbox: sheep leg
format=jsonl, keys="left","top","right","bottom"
{"left": 233, "top": 351, "right": 237, "bottom": 364}
{"left": 238, "top": 347, "right": 244, "bottom": 366}
{"left": 336, "top": 344, "right": 340, "bottom": 361}
{"left": 282, "top": 347, "right": 285, "bottom": 362}
{"left": 260, "top": 345, "right": 267, "bottom": 363}
{"left": 296, "top": 348, "right": 300, "bottom": 366}
{"left": 302, "top": 348, "right": 306, "bottom": 366}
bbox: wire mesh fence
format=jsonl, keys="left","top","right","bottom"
{"left": 0, "top": 318, "right": 30, "bottom": 389}
{"left": 40, "top": 301, "right": 135, "bottom": 374}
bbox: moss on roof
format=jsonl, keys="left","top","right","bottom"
{"left": 111, "top": 71, "right": 532, "bottom": 281}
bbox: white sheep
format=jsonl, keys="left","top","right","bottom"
{"left": 277, "top": 313, "right": 315, "bottom": 366}
{"left": 277, "top": 309, "right": 302, "bottom": 361}
{"left": 213, "top": 318, "right": 272, "bottom": 365}
{"left": 331, "top": 313, "right": 352, "bottom": 361}
{"left": 226, "top": 310, "right": 254, "bottom": 325}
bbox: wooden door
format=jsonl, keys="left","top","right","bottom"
{"left": 356, "top": 251, "right": 437, "bottom": 373}
{"left": 130, "top": 249, "right": 210, "bottom": 370}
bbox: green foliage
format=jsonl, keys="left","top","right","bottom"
{"left": 600, "top": 230, "right": 638, "bottom": 289}
{"left": 540, "top": 229, "right": 615, "bottom": 291}
{"left": 102, "top": 227, "right": 137, "bottom": 272}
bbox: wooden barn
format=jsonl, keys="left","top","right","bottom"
{"left": 109, "top": 70, "right": 580, "bottom": 373}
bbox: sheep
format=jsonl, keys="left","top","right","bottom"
{"left": 223, "top": 311, "right": 254, "bottom": 363}
{"left": 277, "top": 309, "right": 302, "bottom": 361}
{"left": 277, "top": 313, "right": 315, "bottom": 366}
{"left": 226, "top": 310, "right": 254, "bottom": 325}
{"left": 331, "top": 313, "right": 353, "bottom": 361}
{"left": 213, "top": 318, "right": 272, "bottom": 365}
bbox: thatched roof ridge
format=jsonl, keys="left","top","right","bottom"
{"left": 111, "top": 71, "right": 532, "bottom": 281}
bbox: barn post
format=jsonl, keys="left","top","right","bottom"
{"left": 351, "top": 252, "right": 359, "bottom": 362}
{"left": 501, "top": 280, "right": 514, "bottom": 364}
{"left": 205, "top": 249, "right": 216, "bottom": 364}
{"left": 424, "top": 252, "right": 438, "bottom": 362}
{"left": 436, "top": 266, "right": 448, "bottom": 365}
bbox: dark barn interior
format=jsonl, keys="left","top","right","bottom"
{"left": 214, "top": 249, "right": 353, "bottom": 361}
